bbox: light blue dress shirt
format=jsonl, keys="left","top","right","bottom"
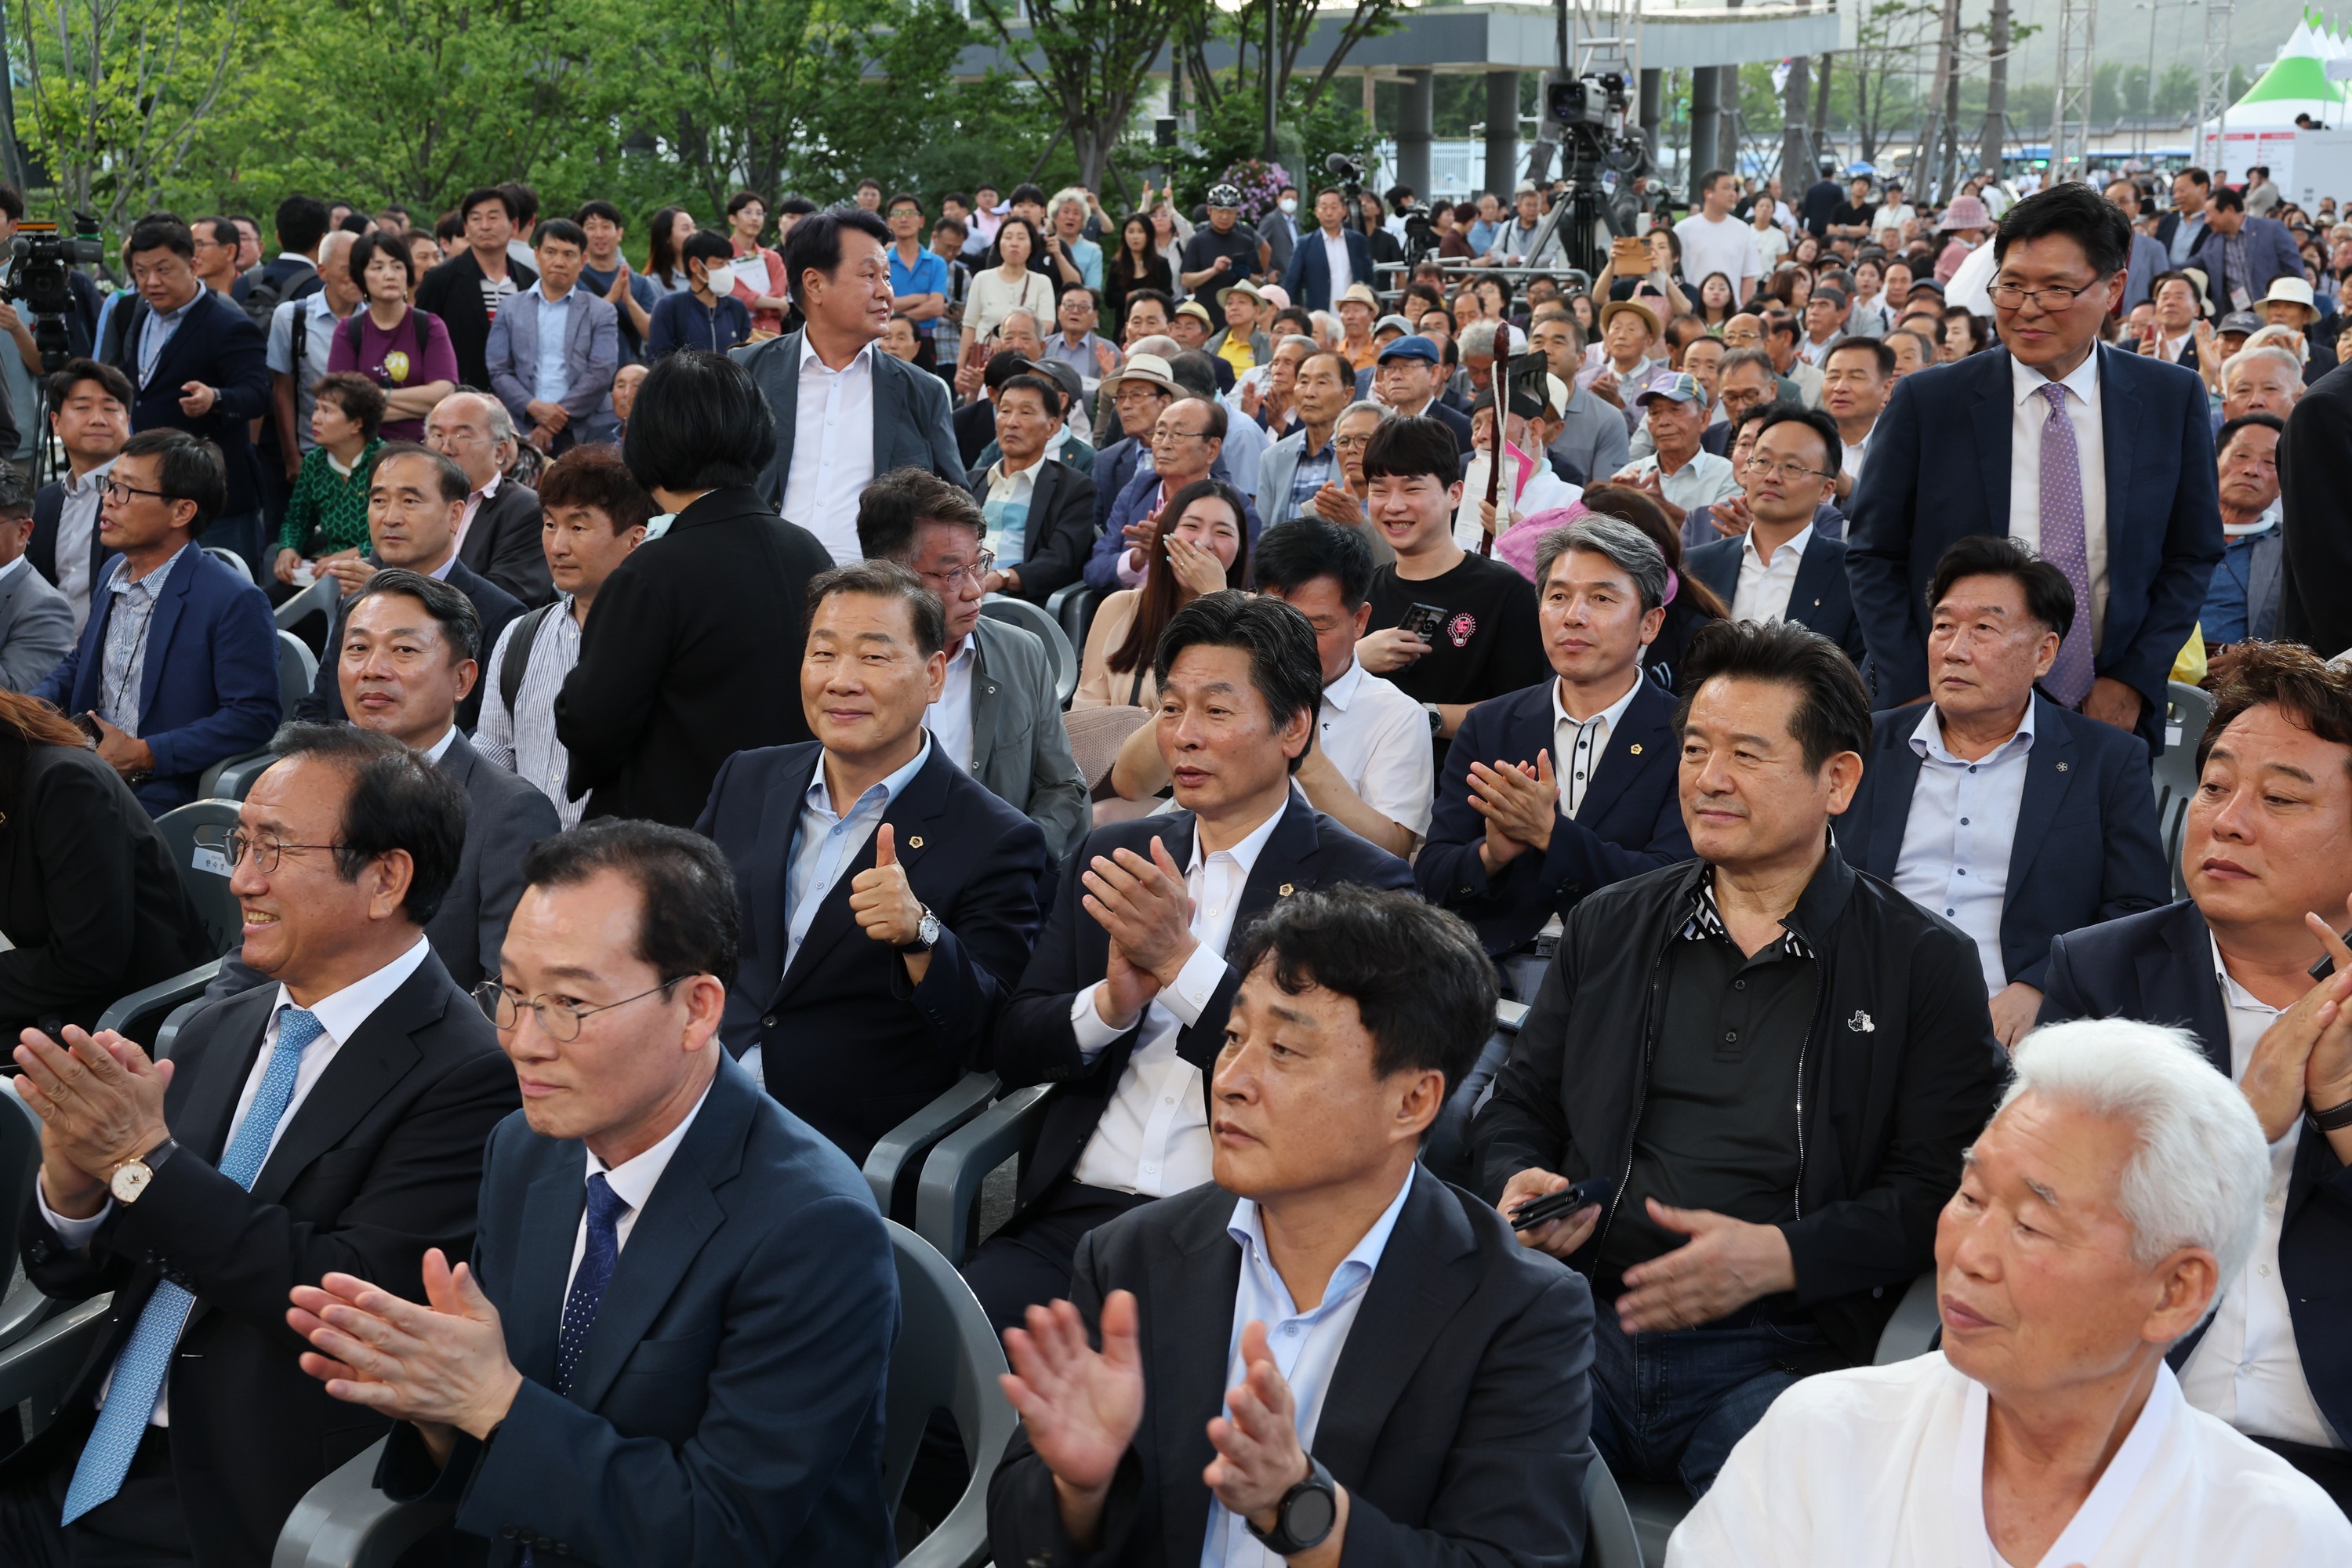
{"left": 1201, "top": 1166, "right": 1417, "bottom": 1567}
{"left": 781, "top": 735, "right": 933, "bottom": 978}
{"left": 532, "top": 286, "right": 575, "bottom": 405}
{"left": 137, "top": 295, "right": 198, "bottom": 387}
{"left": 1891, "top": 702, "right": 2036, "bottom": 996}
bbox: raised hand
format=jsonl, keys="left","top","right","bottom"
{"left": 1082, "top": 837, "right": 1198, "bottom": 988}
{"left": 289, "top": 1248, "right": 524, "bottom": 1454}
{"left": 1163, "top": 532, "right": 1229, "bottom": 597}
{"left": 1001, "top": 1291, "right": 1146, "bottom": 1547}
{"left": 1468, "top": 750, "right": 1558, "bottom": 869}
{"left": 1203, "top": 1320, "right": 1317, "bottom": 1530}
{"left": 848, "top": 823, "right": 924, "bottom": 947}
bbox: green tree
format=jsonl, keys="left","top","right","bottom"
{"left": 972, "top": 0, "right": 1203, "bottom": 188}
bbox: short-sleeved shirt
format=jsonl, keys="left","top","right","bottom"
{"left": 1365, "top": 552, "right": 1548, "bottom": 751}
{"left": 323, "top": 307, "right": 463, "bottom": 441}
{"left": 267, "top": 294, "right": 353, "bottom": 452}
{"left": 1179, "top": 224, "right": 1262, "bottom": 329}
{"left": 1831, "top": 200, "right": 1879, "bottom": 234}
{"left": 887, "top": 245, "right": 953, "bottom": 341}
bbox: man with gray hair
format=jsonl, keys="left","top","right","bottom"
{"left": 2220, "top": 342, "right": 2304, "bottom": 423}
{"left": 1416, "top": 516, "right": 1693, "bottom": 958}
{"left": 1672, "top": 1018, "right": 2352, "bottom": 1564}
{"left": 426, "top": 389, "right": 551, "bottom": 605}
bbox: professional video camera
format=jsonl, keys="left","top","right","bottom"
{"left": 1539, "top": 74, "right": 1670, "bottom": 278}
{"left": 6, "top": 213, "right": 103, "bottom": 374}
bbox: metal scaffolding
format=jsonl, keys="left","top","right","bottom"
{"left": 2199, "top": 0, "right": 2236, "bottom": 171}
{"left": 2048, "top": 0, "right": 2099, "bottom": 183}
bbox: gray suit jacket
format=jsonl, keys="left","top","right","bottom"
{"left": 1254, "top": 430, "right": 1394, "bottom": 568}
{"left": 485, "top": 287, "right": 621, "bottom": 447}
{"left": 0, "top": 561, "right": 74, "bottom": 692}
{"left": 2235, "top": 524, "right": 2283, "bottom": 644}
{"left": 732, "top": 329, "right": 964, "bottom": 512}
{"left": 970, "top": 615, "right": 1087, "bottom": 862}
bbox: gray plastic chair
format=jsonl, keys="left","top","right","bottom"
{"left": 863, "top": 1073, "right": 1001, "bottom": 1225}
{"left": 274, "top": 572, "right": 337, "bottom": 630}
{"left": 2154, "top": 680, "right": 2212, "bottom": 900}
{"left": 0, "top": 1293, "right": 113, "bottom": 1438}
{"left": 152, "top": 798, "right": 246, "bottom": 955}
{"left": 1421, "top": 998, "right": 1524, "bottom": 1189}
{"left": 93, "top": 957, "right": 225, "bottom": 1050}
{"left": 981, "top": 593, "right": 1078, "bottom": 710}
{"left": 202, "top": 545, "right": 254, "bottom": 583}
{"left": 1582, "top": 1444, "right": 1643, "bottom": 1568}
{"left": 1047, "top": 582, "right": 1098, "bottom": 663}
{"left": 198, "top": 632, "right": 315, "bottom": 800}
{"left": 0, "top": 1095, "right": 49, "bottom": 1352}
{"left": 916, "top": 1083, "right": 1054, "bottom": 1265}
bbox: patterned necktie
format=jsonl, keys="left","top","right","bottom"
{"left": 2034, "top": 382, "right": 2097, "bottom": 708}
{"left": 63, "top": 1007, "right": 325, "bottom": 1523}
{"left": 554, "top": 1173, "right": 629, "bottom": 1399}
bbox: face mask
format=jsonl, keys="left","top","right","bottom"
{"left": 1278, "top": 198, "right": 1298, "bottom": 216}
{"left": 699, "top": 262, "right": 735, "bottom": 296}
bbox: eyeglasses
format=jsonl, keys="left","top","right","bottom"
{"left": 1152, "top": 425, "right": 1211, "bottom": 444}
{"left": 472, "top": 978, "right": 684, "bottom": 1042}
{"left": 1989, "top": 278, "right": 2105, "bottom": 312}
{"left": 102, "top": 478, "right": 179, "bottom": 506}
{"left": 193, "top": 824, "right": 343, "bottom": 875}
{"left": 918, "top": 548, "right": 996, "bottom": 588}
{"left": 1744, "top": 455, "right": 1832, "bottom": 483}
{"left": 1332, "top": 432, "right": 1375, "bottom": 451}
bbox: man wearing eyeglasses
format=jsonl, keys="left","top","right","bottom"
{"left": 1091, "top": 393, "right": 1262, "bottom": 592}
{"left": 1849, "top": 182, "right": 2223, "bottom": 753}
{"left": 1686, "top": 406, "right": 1870, "bottom": 667}
{"left": 0, "top": 724, "right": 516, "bottom": 1566}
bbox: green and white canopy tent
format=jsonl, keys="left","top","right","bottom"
{"left": 2196, "top": 10, "right": 2352, "bottom": 184}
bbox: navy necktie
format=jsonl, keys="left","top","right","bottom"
{"left": 554, "top": 1172, "right": 628, "bottom": 1399}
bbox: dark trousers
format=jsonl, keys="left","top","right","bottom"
{"left": 1586, "top": 1299, "right": 1839, "bottom": 1499}
{"left": 0, "top": 1422, "right": 195, "bottom": 1567}
{"left": 961, "top": 1180, "right": 1155, "bottom": 1334}
{"left": 2253, "top": 1435, "right": 2352, "bottom": 1519}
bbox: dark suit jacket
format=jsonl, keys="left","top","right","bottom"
{"left": 295, "top": 556, "right": 523, "bottom": 733}
{"left": 460, "top": 478, "right": 554, "bottom": 607}
{"left": 1847, "top": 345, "right": 2223, "bottom": 752}
{"left": 987, "top": 1174, "right": 1598, "bottom": 1568}
{"left": 695, "top": 739, "right": 1050, "bottom": 1164}
{"left": 2278, "top": 357, "right": 2352, "bottom": 655}
{"left": 1837, "top": 695, "right": 2169, "bottom": 991}
{"left": 31, "top": 546, "right": 279, "bottom": 814}
{"left": 2187, "top": 216, "right": 2307, "bottom": 299}
{"left": 377, "top": 1054, "right": 899, "bottom": 1567}
{"left": 1414, "top": 676, "right": 1693, "bottom": 956}
{"left": 1092, "top": 436, "right": 1150, "bottom": 535}
{"left": 732, "top": 329, "right": 964, "bottom": 512}
{"left": 28, "top": 477, "right": 113, "bottom": 609}
{"left": 101, "top": 289, "right": 273, "bottom": 517}
{"left": 1685, "top": 528, "right": 1871, "bottom": 666}
{"left": 0, "top": 741, "right": 214, "bottom": 1034}
{"left": 2042, "top": 899, "right": 2352, "bottom": 1443}
{"left": 968, "top": 456, "right": 1098, "bottom": 603}
{"left": 4, "top": 949, "right": 517, "bottom": 1568}
{"left": 1280, "top": 227, "right": 1376, "bottom": 314}
{"left": 415, "top": 249, "right": 538, "bottom": 394}
{"left": 555, "top": 486, "right": 834, "bottom": 826}
{"left": 430, "top": 732, "right": 561, "bottom": 988}
{"left": 993, "top": 795, "right": 1414, "bottom": 1207}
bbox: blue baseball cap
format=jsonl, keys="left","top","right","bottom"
{"left": 1377, "top": 334, "right": 1442, "bottom": 365}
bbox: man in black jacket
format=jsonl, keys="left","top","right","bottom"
{"left": 426, "top": 391, "right": 553, "bottom": 606}
{"left": 414, "top": 187, "right": 536, "bottom": 394}
{"left": 1472, "top": 618, "right": 2005, "bottom": 1498}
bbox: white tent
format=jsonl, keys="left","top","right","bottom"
{"left": 2197, "top": 10, "right": 2352, "bottom": 180}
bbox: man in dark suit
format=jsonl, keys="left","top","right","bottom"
{"left": 28, "top": 359, "right": 131, "bottom": 637}
{"left": 1281, "top": 187, "right": 1375, "bottom": 314}
{"left": 990, "top": 885, "right": 1599, "bottom": 1568}
{"left": 1849, "top": 182, "right": 2223, "bottom": 753}
{"left": 731, "top": 210, "right": 963, "bottom": 564}
{"left": 556, "top": 350, "right": 835, "bottom": 827}
{"left": 0, "top": 725, "right": 517, "bottom": 1566}
{"left": 1417, "top": 516, "right": 1693, "bottom": 960}
{"left": 414, "top": 187, "right": 538, "bottom": 395}
{"left": 2188, "top": 185, "right": 2307, "bottom": 310}
{"left": 1686, "top": 405, "right": 1871, "bottom": 666}
{"left": 31, "top": 429, "right": 278, "bottom": 815}
{"left": 967, "top": 591, "right": 1415, "bottom": 1332}
{"left": 424, "top": 390, "right": 552, "bottom": 607}
{"left": 293, "top": 445, "right": 521, "bottom": 731}
{"left": 2039, "top": 643, "right": 2352, "bottom": 1511}
{"left": 229, "top": 193, "right": 328, "bottom": 309}
{"left": 2278, "top": 358, "right": 2352, "bottom": 658}
{"left": 289, "top": 820, "right": 900, "bottom": 1566}
{"left": 967, "top": 372, "right": 1098, "bottom": 604}
{"left": 1838, "top": 536, "right": 2169, "bottom": 1048}
{"left": 699, "top": 561, "right": 1047, "bottom": 1163}
{"left": 96, "top": 216, "right": 274, "bottom": 575}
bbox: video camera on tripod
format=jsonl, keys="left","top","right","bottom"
{"left": 6, "top": 213, "right": 103, "bottom": 375}
{"left": 1539, "top": 74, "right": 1671, "bottom": 279}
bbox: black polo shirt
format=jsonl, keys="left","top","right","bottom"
{"left": 1180, "top": 223, "right": 1261, "bottom": 329}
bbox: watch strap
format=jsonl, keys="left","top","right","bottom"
{"left": 1246, "top": 1453, "right": 1338, "bottom": 1555}
{"left": 2313, "top": 1098, "right": 2352, "bottom": 1133}
{"left": 142, "top": 1137, "right": 180, "bottom": 1174}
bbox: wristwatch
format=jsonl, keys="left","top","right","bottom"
{"left": 1247, "top": 1453, "right": 1338, "bottom": 1555}
{"left": 898, "top": 906, "right": 942, "bottom": 955}
{"left": 109, "top": 1138, "right": 180, "bottom": 1205}
{"left": 1424, "top": 701, "right": 1444, "bottom": 736}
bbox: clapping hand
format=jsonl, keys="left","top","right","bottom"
{"left": 1122, "top": 506, "right": 1163, "bottom": 572}
{"left": 1203, "top": 1321, "right": 1328, "bottom": 1537}
{"left": 1000, "top": 1291, "right": 1147, "bottom": 1549}
{"left": 1468, "top": 753, "right": 1557, "bottom": 870}
{"left": 13, "top": 1025, "right": 174, "bottom": 1218}
{"left": 1083, "top": 837, "right": 1197, "bottom": 1028}
{"left": 2241, "top": 902, "right": 2352, "bottom": 1139}
{"left": 289, "top": 1248, "right": 524, "bottom": 1465}
{"left": 1708, "top": 490, "right": 1755, "bottom": 538}
{"left": 1310, "top": 481, "right": 1363, "bottom": 527}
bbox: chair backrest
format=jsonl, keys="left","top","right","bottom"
{"left": 154, "top": 797, "right": 246, "bottom": 954}
{"left": 278, "top": 630, "right": 320, "bottom": 720}
{"left": 274, "top": 572, "right": 336, "bottom": 631}
{"left": 0, "top": 1098, "right": 40, "bottom": 1298}
{"left": 1581, "top": 1446, "right": 1645, "bottom": 1568}
{"left": 982, "top": 594, "right": 1078, "bottom": 709}
{"left": 1063, "top": 704, "right": 1152, "bottom": 792}
{"left": 881, "top": 1219, "right": 1017, "bottom": 1565}
{"left": 2153, "top": 681, "right": 2213, "bottom": 901}
{"left": 203, "top": 545, "right": 253, "bottom": 583}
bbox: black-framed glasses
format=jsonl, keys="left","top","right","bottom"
{"left": 1988, "top": 279, "right": 2104, "bottom": 312}
{"left": 917, "top": 548, "right": 996, "bottom": 590}
{"left": 193, "top": 824, "right": 343, "bottom": 874}
{"left": 472, "top": 978, "right": 684, "bottom": 1042}
{"left": 101, "top": 478, "right": 179, "bottom": 506}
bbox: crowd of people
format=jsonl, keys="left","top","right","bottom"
{"left": 0, "top": 155, "right": 2343, "bottom": 1568}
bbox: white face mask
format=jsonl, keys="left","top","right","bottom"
{"left": 699, "top": 261, "right": 735, "bottom": 296}
{"left": 1278, "top": 198, "right": 1298, "bottom": 216}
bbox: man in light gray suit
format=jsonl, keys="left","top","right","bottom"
{"left": 857, "top": 467, "right": 1087, "bottom": 862}
{"left": 485, "top": 218, "right": 620, "bottom": 454}
{"left": 0, "top": 463, "right": 74, "bottom": 691}
{"left": 733, "top": 210, "right": 964, "bottom": 564}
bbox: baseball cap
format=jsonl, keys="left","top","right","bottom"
{"left": 1635, "top": 372, "right": 1708, "bottom": 407}
{"left": 1377, "top": 334, "right": 1442, "bottom": 364}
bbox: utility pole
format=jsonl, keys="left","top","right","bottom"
{"left": 1264, "top": 0, "right": 1279, "bottom": 159}
{"left": 1980, "top": 0, "right": 2011, "bottom": 180}
{"left": 1782, "top": 53, "right": 1813, "bottom": 192}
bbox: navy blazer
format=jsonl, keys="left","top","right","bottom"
{"left": 1414, "top": 676, "right": 1693, "bottom": 956}
{"left": 101, "top": 289, "right": 274, "bottom": 517}
{"left": 2041, "top": 899, "right": 2352, "bottom": 1443}
{"left": 993, "top": 794, "right": 1414, "bottom": 1207}
{"left": 1837, "top": 694, "right": 2170, "bottom": 991}
{"left": 378, "top": 1054, "right": 900, "bottom": 1566}
{"left": 31, "top": 547, "right": 278, "bottom": 813}
{"left": 1846, "top": 346, "right": 2223, "bottom": 752}
{"left": 1280, "top": 227, "right": 1376, "bottom": 314}
{"left": 695, "top": 739, "right": 1051, "bottom": 1165}
{"left": 1685, "top": 528, "right": 1871, "bottom": 667}
{"left": 1092, "top": 435, "right": 1149, "bottom": 534}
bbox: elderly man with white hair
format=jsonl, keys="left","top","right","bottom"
{"left": 1669, "top": 1017, "right": 2352, "bottom": 1566}
{"left": 2221, "top": 342, "right": 2306, "bottom": 423}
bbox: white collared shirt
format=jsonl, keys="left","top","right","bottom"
{"left": 1842, "top": 434, "right": 1870, "bottom": 487}
{"left": 45, "top": 936, "right": 435, "bottom": 1427}
{"left": 1320, "top": 230, "right": 1353, "bottom": 300}
{"left": 782, "top": 336, "right": 879, "bottom": 565}
{"left": 566, "top": 1080, "right": 713, "bottom": 1306}
{"left": 1551, "top": 672, "right": 1643, "bottom": 819}
{"left": 2178, "top": 938, "right": 2341, "bottom": 1450}
{"left": 1069, "top": 797, "right": 1291, "bottom": 1196}
{"left": 417, "top": 724, "right": 459, "bottom": 765}
{"left": 2008, "top": 348, "right": 2111, "bottom": 650}
{"left": 1893, "top": 703, "right": 2036, "bottom": 996}
{"left": 55, "top": 459, "right": 113, "bottom": 635}
{"left": 928, "top": 639, "right": 979, "bottom": 773}
{"left": 1732, "top": 522, "right": 1817, "bottom": 626}
{"left": 1316, "top": 659, "right": 1434, "bottom": 840}
{"left": 455, "top": 469, "right": 503, "bottom": 560}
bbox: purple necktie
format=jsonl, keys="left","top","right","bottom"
{"left": 2035, "top": 382, "right": 2096, "bottom": 707}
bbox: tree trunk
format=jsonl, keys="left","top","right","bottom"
{"left": 1813, "top": 53, "right": 1835, "bottom": 164}
{"left": 1923, "top": 0, "right": 1962, "bottom": 201}
{"left": 1980, "top": 0, "right": 2011, "bottom": 178}
{"left": 1940, "top": 45, "right": 1962, "bottom": 194}
{"left": 1781, "top": 54, "right": 1812, "bottom": 191}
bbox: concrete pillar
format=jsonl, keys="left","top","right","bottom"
{"left": 1689, "top": 67, "right": 1721, "bottom": 205}
{"left": 1484, "top": 70, "right": 1520, "bottom": 195}
{"left": 1399, "top": 69, "right": 1435, "bottom": 197}
{"left": 1639, "top": 67, "right": 1663, "bottom": 167}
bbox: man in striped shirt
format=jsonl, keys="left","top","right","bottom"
{"left": 474, "top": 445, "right": 650, "bottom": 824}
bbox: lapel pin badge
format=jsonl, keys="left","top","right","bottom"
{"left": 1628, "top": 743, "right": 1642, "bottom": 755}
{"left": 1279, "top": 883, "right": 1294, "bottom": 896}
{"left": 1847, "top": 1010, "right": 1876, "bottom": 1033}
{"left": 907, "top": 836, "right": 924, "bottom": 848}
{"left": 2055, "top": 762, "right": 2067, "bottom": 772}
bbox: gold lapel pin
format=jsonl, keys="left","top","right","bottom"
{"left": 1279, "top": 883, "right": 1294, "bottom": 896}
{"left": 907, "top": 835, "right": 925, "bottom": 848}
{"left": 2054, "top": 764, "right": 2066, "bottom": 774}
{"left": 1628, "top": 743, "right": 1642, "bottom": 755}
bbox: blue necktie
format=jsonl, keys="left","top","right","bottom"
{"left": 63, "top": 1006, "right": 325, "bottom": 1523}
{"left": 555, "top": 1173, "right": 628, "bottom": 1399}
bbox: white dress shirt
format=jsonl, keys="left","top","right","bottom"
{"left": 927, "top": 639, "right": 978, "bottom": 773}
{"left": 1551, "top": 673, "right": 1643, "bottom": 819}
{"left": 566, "top": 1080, "right": 711, "bottom": 1305}
{"left": 1316, "top": 659, "right": 1434, "bottom": 838}
{"left": 43, "top": 936, "right": 435, "bottom": 1427}
{"left": 1617, "top": 449, "right": 1740, "bottom": 515}
{"left": 1841, "top": 434, "right": 1870, "bottom": 487}
{"left": 1204, "top": 1168, "right": 1417, "bottom": 1567}
{"left": 54, "top": 459, "right": 113, "bottom": 635}
{"left": 1893, "top": 702, "right": 2035, "bottom": 996}
{"left": 1730, "top": 523, "right": 1815, "bottom": 626}
{"left": 1069, "top": 798, "right": 1290, "bottom": 1196}
{"left": 455, "top": 469, "right": 506, "bottom": 561}
{"left": 1319, "top": 230, "right": 1353, "bottom": 301}
{"left": 2178, "top": 938, "right": 2342, "bottom": 1450}
{"left": 2008, "top": 348, "right": 2111, "bottom": 651}
{"left": 782, "top": 336, "right": 880, "bottom": 565}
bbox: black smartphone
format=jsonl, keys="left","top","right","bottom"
{"left": 70, "top": 711, "right": 102, "bottom": 746}
{"left": 1509, "top": 1175, "right": 1615, "bottom": 1232}
{"left": 2310, "top": 928, "right": 2352, "bottom": 982}
{"left": 1400, "top": 602, "right": 1448, "bottom": 643}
